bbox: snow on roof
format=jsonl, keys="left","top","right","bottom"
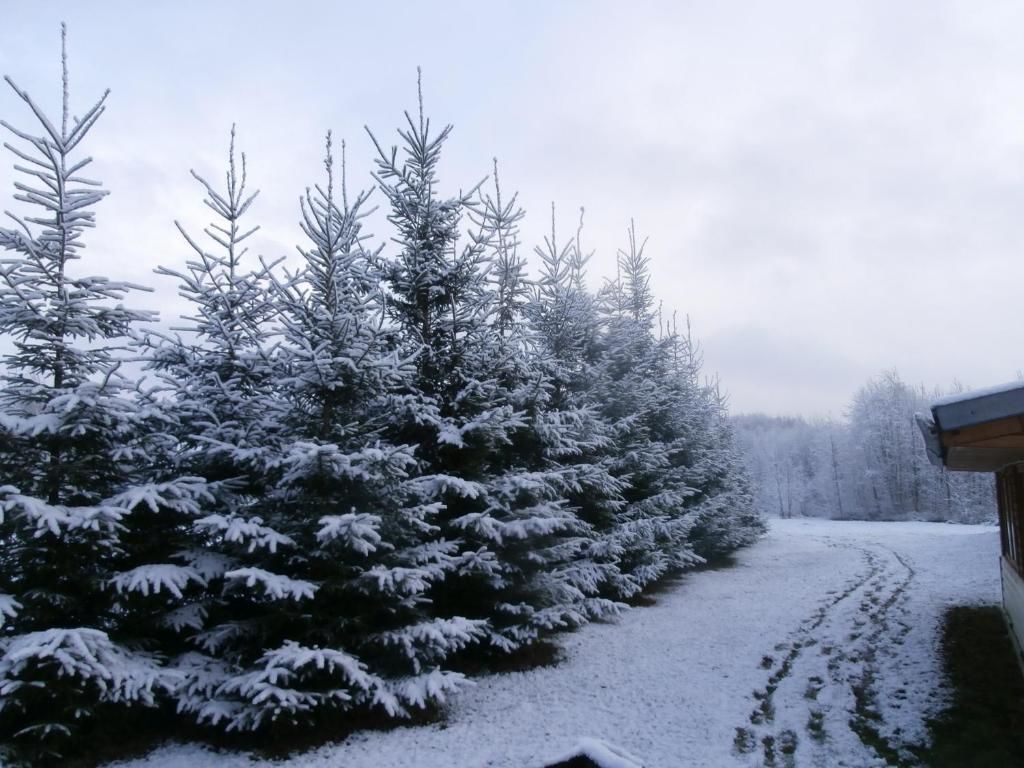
{"left": 930, "top": 380, "right": 1024, "bottom": 432}
{"left": 932, "top": 380, "right": 1024, "bottom": 408}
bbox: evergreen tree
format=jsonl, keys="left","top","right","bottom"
{"left": 144, "top": 127, "right": 301, "bottom": 731}
{"left": 684, "top": 380, "right": 765, "bottom": 558}
{"left": 148, "top": 126, "right": 283, "bottom": 493}
{"left": 589, "top": 222, "right": 701, "bottom": 596}
{"left": 0, "top": 29, "right": 208, "bottom": 763}
{"left": 525, "top": 207, "right": 627, "bottom": 606}
{"left": 368, "top": 77, "right": 585, "bottom": 653}
{"left": 197, "top": 135, "right": 485, "bottom": 732}
{"left": 604, "top": 225, "right": 763, "bottom": 581}
{"left": 662, "top": 321, "right": 764, "bottom": 558}
{"left": 474, "top": 170, "right": 622, "bottom": 639}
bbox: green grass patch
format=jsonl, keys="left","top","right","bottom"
{"left": 919, "top": 605, "right": 1024, "bottom": 767}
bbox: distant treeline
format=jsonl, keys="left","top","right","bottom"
{"left": 735, "top": 370, "right": 997, "bottom": 523}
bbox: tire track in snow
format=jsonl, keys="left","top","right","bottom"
{"left": 732, "top": 537, "right": 918, "bottom": 767}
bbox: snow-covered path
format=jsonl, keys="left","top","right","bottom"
{"left": 112, "top": 519, "right": 1000, "bottom": 768}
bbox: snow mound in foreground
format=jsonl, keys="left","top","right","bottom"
{"left": 543, "top": 736, "right": 644, "bottom": 768}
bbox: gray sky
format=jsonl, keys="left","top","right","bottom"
{"left": 1, "top": 0, "right": 1022, "bottom": 418}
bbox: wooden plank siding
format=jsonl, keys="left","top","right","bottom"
{"left": 998, "top": 465, "right": 1024, "bottom": 577}
{"left": 942, "top": 415, "right": 1024, "bottom": 450}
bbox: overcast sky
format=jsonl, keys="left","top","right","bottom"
{"left": 1, "top": 0, "right": 1022, "bottom": 417}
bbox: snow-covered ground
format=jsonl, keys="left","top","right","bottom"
{"left": 108, "top": 519, "right": 1001, "bottom": 768}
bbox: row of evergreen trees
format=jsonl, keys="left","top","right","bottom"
{"left": 0, "top": 36, "right": 763, "bottom": 763}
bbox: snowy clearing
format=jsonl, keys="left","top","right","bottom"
{"left": 108, "top": 519, "right": 1000, "bottom": 768}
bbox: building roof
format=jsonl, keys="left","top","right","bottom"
{"left": 918, "top": 381, "right": 1024, "bottom": 472}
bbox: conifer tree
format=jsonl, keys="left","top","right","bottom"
{"left": 144, "top": 128, "right": 301, "bottom": 731}
{"left": 0, "top": 29, "right": 208, "bottom": 762}
{"left": 149, "top": 126, "right": 283, "bottom": 492}
{"left": 368, "top": 77, "right": 586, "bottom": 652}
{"left": 141, "top": 130, "right": 282, "bottom": 687}
{"left": 474, "top": 170, "right": 622, "bottom": 638}
{"left": 589, "top": 222, "right": 708, "bottom": 596}
{"left": 196, "top": 135, "right": 486, "bottom": 732}
{"left": 685, "top": 383, "right": 765, "bottom": 557}
{"left": 524, "top": 207, "right": 627, "bottom": 608}
{"left": 670, "top": 329, "right": 764, "bottom": 556}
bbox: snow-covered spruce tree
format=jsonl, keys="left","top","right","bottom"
{"left": 148, "top": 126, "right": 283, "bottom": 494}
{"left": 0, "top": 29, "right": 209, "bottom": 762}
{"left": 585, "top": 222, "right": 707, "bottom": 598}
{"left": 648, "top": 308, "right": 765, "bottom": 559}
{"left": 523, "top": 206, "right": 628, "bottom": 607}
{"left": 472, "top": 169, "right": 622, "bottom": 638}
{"left": 673, "top": 291, "right": 761, "bottom": 555}
{"left": 682, "top": 375, "right": 765, "bottom": 558}
{"left": 367, "top": 78, "right": 586, "bottom": 654}
{"left": 481, "top": 161, "right": 530, "bottom": 343}
{"left": 186, "top": 135, "right": 487, "bottom": 734}
{"left": 142, "top": 128, "right": 302, "bottom": 732}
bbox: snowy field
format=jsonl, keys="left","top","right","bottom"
{"left": 108, "top": 519, "right": 1000, "bottom": 768}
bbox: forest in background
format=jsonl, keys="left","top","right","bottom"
{"left": 735, "top": 370, "right": 998, "bottom": 524}
{"left": 0, "top": 33, "right": 764, "bottom": 765}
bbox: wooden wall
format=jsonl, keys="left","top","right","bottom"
{"left": 998, "top": 465, "right": 1024, "bottom": 575}
{"left": 998, "top": 465, "right": 1024, "bottom": 663}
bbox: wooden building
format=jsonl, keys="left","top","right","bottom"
{"left": 918, "top": 381, "right": 1024, "bottom": 661}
